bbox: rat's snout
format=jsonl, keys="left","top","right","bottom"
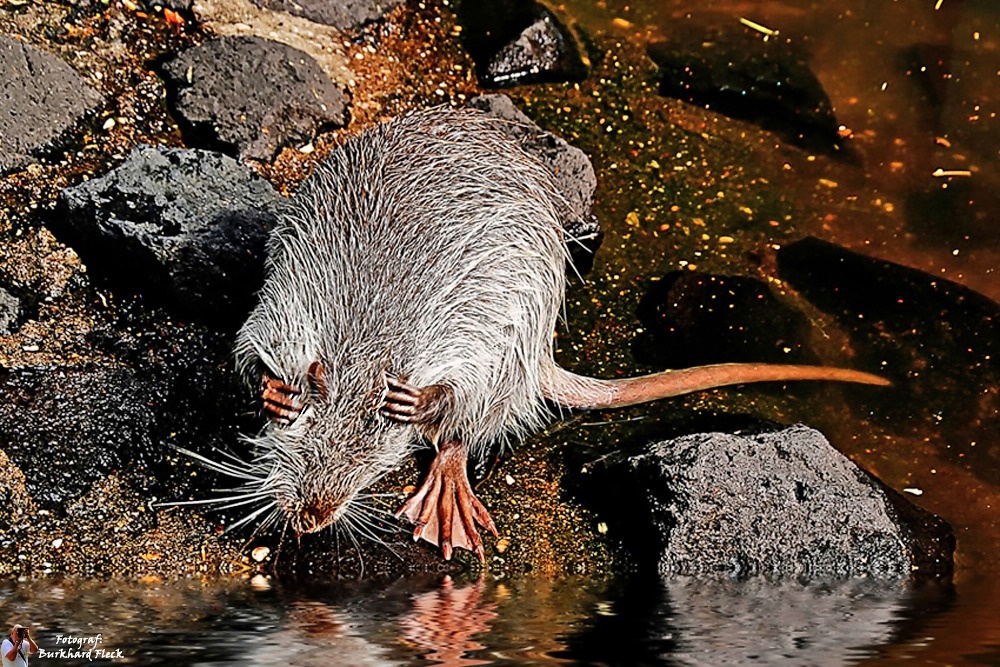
{"left": 293, "top": 499, "right": 338, "bottom": 534}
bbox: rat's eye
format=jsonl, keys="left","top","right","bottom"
{"left": 308, "top": 360, "right": 328, "bottom": 400}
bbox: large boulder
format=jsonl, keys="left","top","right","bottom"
{"left": 53, "top": 145, "right": 280, "bottom": 326}
{"left": 161, "top": 36, "right": 349, "bottom": 161}
{"left": 632, "top": 271, "right": 818, "bottom": 369}
{"left": 648, "top": 26, "right": 844, "bottom": 156}
{"left": 777, "top": 237, "right": 1000, "bottom": 478}
{"left": 581, "top": 425, "right": 954, "bottom": 579}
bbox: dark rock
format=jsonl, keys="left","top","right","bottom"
{"left": 0, "top": 35, "right": 104, "bottom": 174}
{"left": 776, "top": 237, "right": 1000, "bottom": 475}
{"left": 247, "top": 0, "right": 403, "bottom": 31}
{"left": 161, "top": 36, "right": 349, "bottom": 161}
{"left": 53, "top": 145, "right": 280, "bottom": 326}
{"left": 582, "top": 425, "right": 954, "bottom": 579}
{"left": 632, "top": 271, "right": 817, "bottom": 369}
{"left": 468, "top": 94, "right": 601, "bottom": 270}
{"left": 0, "top": 366, "right": 169, "bottom": 509}
{"left": 455, "top": 0, "right": 588, "bottom": 88}
{"left": 647, "top": 27, "right": 844, "bottom": 156}
{"left": 0, "top": 313, "right": 251, "bottom": 511}
{"left": 0, "top": 288, "right": 21, "bottom": 333}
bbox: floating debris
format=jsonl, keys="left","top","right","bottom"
{"left": 739, "top": 17, "right": 779, "bottom": 38}
{"left": 251, "top": 546, "right": 271, "bottom": 562}
{"left": 932, "top": 168, "right": 972, "bottom": 178}
{"left": 904, "top": 488, "right": 925, "bottom": 496}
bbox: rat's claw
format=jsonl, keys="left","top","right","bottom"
{"left": 262, "top": 373, "right": 303, "bottom": 424}
{"left": 379, "top": 375, "right": 452, "bottom": 425}
{"left": 398, "top": 439, "right": 494, "bottom": 563}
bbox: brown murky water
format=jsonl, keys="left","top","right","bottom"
{"left": 2, "top": 0, "right": 998, "bottom": 665}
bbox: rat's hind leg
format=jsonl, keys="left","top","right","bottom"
{"left": 378, "top": 376, "right": 496, "bottom": 561}
{"left": 396, "top": 439, "right": 498, "bottom": 562}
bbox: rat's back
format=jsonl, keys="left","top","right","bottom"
{"left": 240, "top": 109, "right": 568, "bottom": 451}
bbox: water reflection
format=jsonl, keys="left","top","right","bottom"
{"left": 0, "top": 573, "right": 969, "bottom": 666}
{"left": 562, "top": 576, "right": 956, "bottom": 667}
{"left": 400, "top": 576, "right": 497, "bottom": 666}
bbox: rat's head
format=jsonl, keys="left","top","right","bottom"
{"left": 239, "top": 359, "right": 415, "bottom": 537}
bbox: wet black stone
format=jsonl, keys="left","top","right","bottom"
{"left": 247, "top": 0, "right": 403, "bottom": 30}
{"left": 468, "top": 94, "right": 602, "bottom": 271}
{"left": 0, "top": 288, "right": 21, "bottom": 334}
{"left": 776, "top": 237, "right": 1000, "bottom": 472}
{"left": 647, "top": 27, "right": 844, "bottom": 156}
{"left": 161, "top": 36, "right": 349, "bottom": 161}
{"left": 0, "top": 366, "right": 168, "bottom": 509}
{"left": 582, "top": 425, "right": 954, "bottom": 579}
{"left": 0, "top": 35, "right": 104, "bottom": 175}
{"left": 455, "top": 0, "right": 588, "bottom": 88}
{"left": 0, "top": 319, "right": 250, "bottom": 511}
{"left": 52, "top": 145, "right": 279, "bottom": 327}
{"left": 632, "top": 271, "right": 817, "bottom": 369}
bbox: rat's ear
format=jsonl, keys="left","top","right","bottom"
{"left": 308, "top": 361, "right": 328, "bottom": 400}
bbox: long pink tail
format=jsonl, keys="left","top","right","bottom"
{"left": 541, "top": 362, "right": 890, "bottom": 410}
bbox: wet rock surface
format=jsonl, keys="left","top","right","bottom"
{"left": 455, "top": 0, "right": 588, "bottom": 88}
{"left": 0, "top": 34, "right": 104, "bottom": 175}
{"left": 647, "top": 27, "right": 843, "bottom": 155}
{"left": 52, "top": 145, "right": 280, "bottom": 327}
{"left": 247, "top": 0, "right": 404, "bottom": 31}
{"left": 0, "top": 312, "right": 248, "bottom": 507}
{"left": 161, "top": 35, "right": 349, "bottom": 161}
{"left": 777, "top": 237, "right": 1000, "bottom": 477}
{"left": 469, "top": 94, "right": 601, "bottom": 269}
{"left": 632, "top": 271, "right": 818, "bottom": 369}
{"left": 0, "top": 365, "right": 169, "bottom": 509}
{"left": 581, "top": 425, "right": 954, "bottom": 578}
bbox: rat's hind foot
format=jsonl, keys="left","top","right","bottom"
{"left": 380, "top": 374, "right": 452, "bottom": 425}
{"left": 397, "top": 439, "right": 497, "bottom": 562}
{"left": 261, "top": 373, "right": 302, "bottom": 424}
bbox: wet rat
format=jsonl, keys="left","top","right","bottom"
{"left": 231, "top": 108, "right": 888, "bottom": 561}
